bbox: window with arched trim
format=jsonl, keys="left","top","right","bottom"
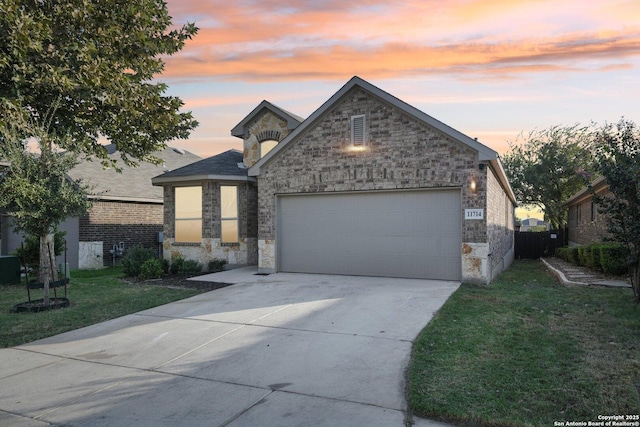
{"left": 260, "top": 139, "right": 278, "bottom": 158}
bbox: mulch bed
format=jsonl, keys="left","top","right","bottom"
{"left": 123, "top": 275, "right": 234, "bottom": 292}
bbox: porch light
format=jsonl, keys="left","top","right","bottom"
{"left": 470, "top": 178, "right": 477, "bottom": 194}
{"left": 347, "top": 145, "right": 368, "bottom": 152}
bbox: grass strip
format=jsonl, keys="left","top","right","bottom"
{"left": 408, "top": 260, "right": 640, "bottom": 426}
{"left": 0, "top": 267, "right": 208, "bottom": 348}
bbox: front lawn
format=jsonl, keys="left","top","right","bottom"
{"left": 0, "top": 267, "right": 209, "bottom": 348}
{"left": 408, "top": 260, "right": 640, "bottom": 426}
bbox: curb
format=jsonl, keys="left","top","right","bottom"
{"left": 540, "top": 258, "right": 589, "bottom": 287}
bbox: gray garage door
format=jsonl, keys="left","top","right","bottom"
{"left": 277, "top": 189, "right": 461, "bottom": 280}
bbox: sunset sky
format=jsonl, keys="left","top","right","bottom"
{"left": 160, "top": 0, "right": 640, "bottom": 158}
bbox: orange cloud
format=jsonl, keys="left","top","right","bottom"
{"left": 161, "top": 0, "right": 640, "bottom": 84}
{"left": 163, "top": 32, "right": 640, "bottom": 82}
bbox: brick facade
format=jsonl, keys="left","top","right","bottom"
{"left": 79, "top": 200, "right": 163, "bottom": 266}
{"left": 486, "top": 166, "right": 515, "bottom": 279}
{"left": 254, "top": 87, "right": 511, "bottom": 282}
{"left": 258, "top": 88, "right": 482, "bottom": 239}
{"left": 155, "top": 77, "right": 515, "bottom": 282}
{"left": 162, "top": 181, "right": 258, "bottom": 268}
{"left": 567, "top": 193, "right": 610, "bottom": 245}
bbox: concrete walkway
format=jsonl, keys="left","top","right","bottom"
{"left": 0, "top": 269, "right": 459, "bottom": 427}
{"left": 541, "top": 258, "right": 631, "bottom": 288}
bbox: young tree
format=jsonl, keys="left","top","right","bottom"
{"left": 0, "top": 114, "right": 90, "bottom": 304}
{"left": 502, "top": 126, "right": 594, "bottom": 229}
{"left": 589, "top": 119, "right": 640, "bottom": 299}
{"left": 0, "top": 0, "right": 198, "bottom": 304}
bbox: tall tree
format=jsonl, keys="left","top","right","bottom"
{"left": 0, "top": 0, "right": 198, "bottom": 167}
{"left": 0, "top": 0, "right": 198, "bottom": 304}
{"left": 589, "top": 119, "right": 640, "bottom": 299}
{"left": 502, "top": 126, "right": 594, "bottom": 229}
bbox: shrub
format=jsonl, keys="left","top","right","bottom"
{"left": 208, "top": 258, "right": 227, "bottom": 273}
{"left": 161, "top": 258, "right": 170, "bottom": 274}
{"left": 577, "top": 246, "right": 587, "bottom": 266}
{"left": 569, "top": 247, "right": 580, "bottom": 264}
{"left": 588, "top": 244, "right": 602, "bottom": 272}
{"left": 121, "top": 245, "right": 155, "bottom": 277}
{"left": 179, "top": 259, "right": 203, "bottom": 275}
{"left": 170, "top": 252, "right": 184, "bottom": 275}
{"left": 583, "top": 245, "right": 597, "bottom": 270}
{"left": 556, "top": 247, "right": 570, "bottom": 261}
{"left": 598, "top": 244, "right": 629, "bottom": 276}
{"left": 140, "top": 258, "right": 163, "bottom": 280}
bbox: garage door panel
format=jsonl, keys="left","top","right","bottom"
{"left": 278, "top": 190, "right": 461, "bottom": 281}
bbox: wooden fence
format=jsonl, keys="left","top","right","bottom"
{"left": 514, "top": 229, "right": 568, "bottom": 259}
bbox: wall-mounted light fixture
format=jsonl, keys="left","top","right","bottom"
{"left": 347, "top": 145, "right": 368, "bottom": 152}
{"left": 470, "top": 178, "right": 477, "bottom": 194}
{"left": 479, "top": 163, "right": 485, "bottom": 171}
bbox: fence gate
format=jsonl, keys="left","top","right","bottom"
{"left": 515, "top": 229, "right": 567, "bottom": 259}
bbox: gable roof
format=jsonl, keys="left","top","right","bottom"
{"left": 68, "top": 144, "right": 201, "bottom": 203}
{"left": 248, "top": 76, "right": 515, "bottom": 203}
{"left": 151, "top": 149, "right": 255, "bottom": 185}
{"left": 231, "top": 100, "right": 304, "bottom": 139}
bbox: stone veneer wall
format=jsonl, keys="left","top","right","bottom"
{"left": 485, "top": 166, "right": 514, "bottom": 281}
{"left": 256, "top": 87, "right": 487, "bottom": 280}
{"left": 162, "top": 181, "right": 259, "bottom": 268}
{"left": 243, "top": 110, "right": 291, "bottom": 168}
{"left": 79, "top": 200, "right": 163, "bottom": 267}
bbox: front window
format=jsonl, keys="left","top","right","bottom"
{"left": 175, "top": 186, "right": 202, "bottom": 243}
{"left": 221, "top": 186, "right": 238, "bottom": 243}
{"left": 260, "top": 139, "right": 278, "bottom": 158}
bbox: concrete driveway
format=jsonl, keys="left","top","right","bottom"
{"left": 0, "top": 268, "right": 459, "bottom": 427}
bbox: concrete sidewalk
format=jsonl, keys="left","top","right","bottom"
{"left": 0, "top": 270, "right": 459, "bottom": 427}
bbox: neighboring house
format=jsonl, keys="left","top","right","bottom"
{"left": 518, "top": 218, "right": 550, "bottom": 232}
{"left": 153, "top": 76, "right": 516, "bottom": 283}
{"left": 565, "top": 176, "right": 610, "bottom": 246}
{"left": 0, "top": 145, "right": 200, "bottom": 269}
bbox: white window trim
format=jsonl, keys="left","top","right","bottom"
{"left": 351, "top": 114, "right": 366, "bottom": 147}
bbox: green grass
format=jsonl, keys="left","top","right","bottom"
{"left": 0, "top": 267, "right": 208, "bottom": 348}
{"left": 408, "top": 260, "right": 640, "bottom": 427}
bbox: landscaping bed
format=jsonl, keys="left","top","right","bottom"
{"left": 122, "top": 274, "right": 233, "bottom": 292}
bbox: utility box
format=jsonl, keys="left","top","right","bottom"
{"left": 0, "top": 256, "right": 21, "bottom": 285}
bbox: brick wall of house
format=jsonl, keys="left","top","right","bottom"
{"left": 163, "top": 186, "right": 175, "bottom": 238}
{"left": 163, "top": 182, "right": 257, "bottom": 240}
{"left": 567, "top": 196, "right": 610, "bottom": 245}
{"left": 486, "top": 165, "right": 515, "bottom": 276}
{"left": 79, "top": 200, "right": 163, "bottom": 266}
{"left": 257, "top": 87, "right": 483, "bottom": 242}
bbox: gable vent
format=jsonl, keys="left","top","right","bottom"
{"left": 351, "top": 114, "right": 366, "bottom": 146}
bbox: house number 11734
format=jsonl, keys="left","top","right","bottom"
{"left": 465, "top": 209, "right": 484, "bottom": 220}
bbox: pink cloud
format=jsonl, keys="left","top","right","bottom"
{"left": 162, "top": 32, "right": 640, "bottom": 82}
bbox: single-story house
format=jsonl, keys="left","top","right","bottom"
{"left": 565, "top": 176, "right": 610, "bottom": 246}
{"left": 517, "top": 218, "right": 550, "bottom": 232}
{"left": 0, "top": 145, "right": 200, "bottom": 269}
{"left": 152, "top": 76, "right": 516, "bottom": 283}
